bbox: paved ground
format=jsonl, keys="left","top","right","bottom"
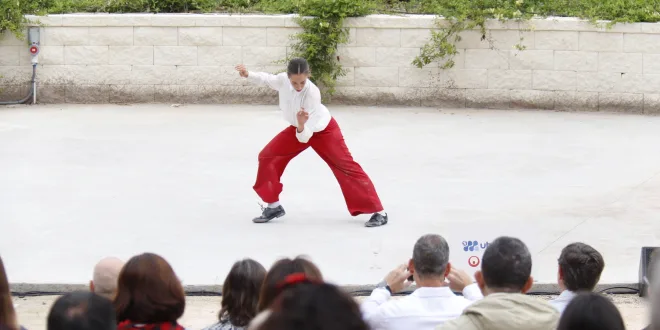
{"left": 1, "top": 104, "right": 660, "bottom": 287}
{"left": 12, "top": 294, "right": 650, "bottom": 330}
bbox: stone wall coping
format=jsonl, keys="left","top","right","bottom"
{"left": 24, "top": 14, "right": 660, "bottom": 33}
{"left": 9, "top": 282, "right": 639, "bottom": 295}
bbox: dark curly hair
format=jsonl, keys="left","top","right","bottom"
{"left": 257, "top": 256, "right": 323, "bottom": 312}
{"left": 557, "top": 292, "right": 624, "bottom": 330}
{"left": 219, "top": 259, "right": 266, "bottom": 327}
{"left": 259, "top": 282, "right": 370, "bottom": 330}
{"left": 558, "top": 242, "right": 604, "bottom": 291}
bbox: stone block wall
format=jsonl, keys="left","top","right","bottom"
{"left": 0, "top": 14, "right": 659, "bottom": 113}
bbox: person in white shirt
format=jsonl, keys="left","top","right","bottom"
{"left": 361, "top": 234, "right": 484, "bottom": 330}
{"left": 549, "top": 242, "right": 605, "bottom": 315}
{"left": 235, "top": 58, "right": 388, "bottom": 227}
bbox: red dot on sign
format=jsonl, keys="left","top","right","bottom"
{"left": 30, "top": 46, "right": 38, "bottom": 54}
{"left": 468, "top": 256, "right": 480, "bottom": 267}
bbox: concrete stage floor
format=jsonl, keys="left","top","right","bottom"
{"left": 1, "top": 104, "right": 659, "bottom": 287}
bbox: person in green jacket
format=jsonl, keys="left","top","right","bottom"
{"left": 437, "top": 236, "right": 559, "bottom": 330}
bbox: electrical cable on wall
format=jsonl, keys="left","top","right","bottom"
{"left": 0, "top": 64, "right": 37, "bottom": 105}
{"left": 0, "top": 27, "right": 39, "bottom": 105}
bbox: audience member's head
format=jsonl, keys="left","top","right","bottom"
{"left": 90, "top": 257, "right": 124, "bottom": 300}
{"left": 475, "top": 236, "right": 533, "bottom": 295}
{"left": 47, "top": 292, "right": 116, "bottom": 330}
{"left": 556, "top": 292, "right": 625, "bottom": 330}
{"left": 557, "top": 243, "right": 604, "bottom": 292}
{"left": 257, "top": 256, "right": 323, "bottom": 312}
{"left": 408, "top": 234, "right": 450, "bottom": 284}
{"left": 256, "top": 281, "right": 369, "bottom": 330}
{"left": 114, "top": 253, "right": 185, "bottom": 325}
{"left": 0, "top": 256, "right": 18, "bottom": 330}
{"left": 219, "top": 259, "right": 267, "bottom": 327}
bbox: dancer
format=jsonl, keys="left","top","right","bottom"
{"left": 235, "top": 58, "right": 388, "bottom": 227}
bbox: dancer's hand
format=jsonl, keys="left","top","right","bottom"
{"left": 384, "top": 264, "right": 412, "bottom": 294}
{"left": 297, "top": 108, "right": 309, "bottom": 126}
{"left": 235, "top": 64, "right": 248, "bottom": 78}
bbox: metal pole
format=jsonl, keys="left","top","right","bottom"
{"left": 33, "top": 66, "right": 37, "bottom": 104}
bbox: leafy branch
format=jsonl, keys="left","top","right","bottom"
{"left": 284, "top": 0, "right": 376, "bottom": 100}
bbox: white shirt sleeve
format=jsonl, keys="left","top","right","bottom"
{"left": 295, "top": 87, "right": 325, "bottom": 143}
{"left": 360, "top": 287, "right": 391, "bottom": 327}
{"left": 246, "top": 71, "right": 285, "bottom": 91}
{"left": 461, "top": 283, "right": 484, "bottom": 301}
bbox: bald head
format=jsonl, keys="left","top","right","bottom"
{"left": 90, "top": 257, "right": 124, "bottom": 300}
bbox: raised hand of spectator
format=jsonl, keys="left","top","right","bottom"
{"left": 446, "top": 267, "right": 474, "bottom": 292}
{"left": 384, "top": 264, "right": 412, "bottom": 293}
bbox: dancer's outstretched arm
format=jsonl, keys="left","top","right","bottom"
{"left": 235, "top": 64, "right": 284, "bottom": 91}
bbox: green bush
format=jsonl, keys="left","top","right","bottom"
{"left": 43, "top": 0, "right": 220, "bottom": 13}
{"left": 40, "top": 0, "right": 302, "bottom": 14}
{"left": 254, "top": 0, "right": 300, "bottom": 13}
{"left": 106, "top": 0, "right": 219, "bottom": 13}
{"left": 411, "top": 0, "right": 660, "bottom": 69}
{"left": 531, "top": 0, "right": 660, "bottom": 24}
{"left": 413, "top": 0, "right": 537, "bottom": 69}
{"left": 286, "top": 0, "right": 378, "bottom": 100}
{"left": 43, "top": 0, "right": 105, "bottom": 14}
{"left": 388, "top": 0, "right": 660, "bottom": 23}
{"left": 0, "top": 1, "right": 24, "bottom": 37}
{"left": 0, "top": 0, "right": 50, "bottom": 38}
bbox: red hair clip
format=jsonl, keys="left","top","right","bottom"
{"left": 271, "top": 273, "right": 323, "bottom": 310}
{"left": 276, "top": 273, "right": 320, "bottom": 290}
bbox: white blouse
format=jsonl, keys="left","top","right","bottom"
{"left": 247, "top": 71, "right": 332, "bottom": 143}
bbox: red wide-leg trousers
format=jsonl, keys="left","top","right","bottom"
{"left": 253, "top": 118, "right": 383, "bottom": 216}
